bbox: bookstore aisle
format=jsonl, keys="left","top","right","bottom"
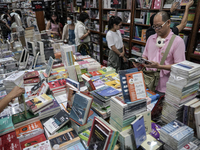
{"left": 1, "top": 0, "right": 200, "bottom": 150}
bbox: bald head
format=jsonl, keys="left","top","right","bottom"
{"left": 155, "top": 11, "right": 170, "bottom": 22}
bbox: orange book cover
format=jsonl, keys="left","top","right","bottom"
{"left": 125, "top": 71, "right": 147, "bottom": 102}
{"left": 15, "top": 120, "right": 44, "bottom": 139}
{"left": 141, "top": 29, "right": 147, "bottom": 42}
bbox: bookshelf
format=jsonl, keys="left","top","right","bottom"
{"left": 61, "top": 0, "right": 200, "bottom": 64}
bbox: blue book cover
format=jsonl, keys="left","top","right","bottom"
{"left": 66, "top": 78, "right": 80, "bottom": 90}
{"left": 69, "top": 93, "right": 92, "bottom": 125}
{"left": 96, "top": 86, "right": 120, "bottom": 97}
{"left": 118, "top": 68, "right": 138, "bottom": 103}
{"left": 131, "top": 115, "right": 146, "bottom": 148}
{"left": 0, "top": 116, "right": 14, "bottom": 135}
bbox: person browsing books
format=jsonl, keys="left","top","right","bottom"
{"left": 133, "top": 11, "right": 186, "bottom": 94}
{"left": 62, "top": 15, "right": 76, "bottom": 45}
{"left": 0, "top": 86, "right": 25, "bottom": 113}
{"left": 106, "top": 16, "right": 128, "bottom": 72}
{"left": 46, "top": 12, "right": 62, "bottom": 39}
{"left": 146, "top": 0, "right": 194, "bottom": 41}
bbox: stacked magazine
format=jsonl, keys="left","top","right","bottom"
{"left": 161, "top": 61, "right": 200, "bottom": 123}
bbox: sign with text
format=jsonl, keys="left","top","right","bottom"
{"left": 0, "top": 4, "right": 8, "bottom": 9}
{"left": 31, "top": 1, "right": 45, "bottom": 11}
{"left": 76, "top": 0, "right": 82, "bottom": 7}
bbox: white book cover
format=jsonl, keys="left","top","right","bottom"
{"left": 55, "top": 94, "right": 68, "bottom": 104}
{"left": 23, "top": 140, "right": 52, "bottom": 150}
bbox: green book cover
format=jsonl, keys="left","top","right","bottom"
{"left": 12, "top": 110, "right": 39, "bottom": 125}
{"left": 0, "top": 116, "right": 14, "bottom": 134}
{"left": 57, "top": 123, "right": 71, "bottom": 133}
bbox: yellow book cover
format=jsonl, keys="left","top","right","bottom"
{"left": 105, "top": 80, "right": 121, "bottom": 90}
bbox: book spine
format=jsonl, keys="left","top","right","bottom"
{"left": 183, "top": 105, "right": 189, "bottom": 125}
{"left": 195, "top": 112, "right": 200, "bottom": 139}
{"left": 188, "top": 107, "right": 195, "bottom": 129}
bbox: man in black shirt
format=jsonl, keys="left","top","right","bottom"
{"left": 146, "top": 0, "right": 194, "bottom": 40}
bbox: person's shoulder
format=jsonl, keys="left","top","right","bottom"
{"left": 174, "top": 34, "right": 183, "bottom": 42}
{"left": 172, "top": 26, "right": 179, "bottom": 35}
{"left": 106, "top": 30, "right": 112, "bottom": 36}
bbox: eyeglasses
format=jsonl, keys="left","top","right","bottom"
{"left": 152, "top": 20, "right": 169, "bottom": 30}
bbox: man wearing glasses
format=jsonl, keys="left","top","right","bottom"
{"left": 134, "top": 11, "right": 186, "bottom": 94}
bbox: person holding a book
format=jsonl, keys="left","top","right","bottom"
{"left": 46, "top": 12, "right": 62, "bottom": 39}
{"left": 106, "top": 16, "right": 128, "bottom": 72}
{"left": 133, "top": 11, "right": 186, "bottom": 94}
{"left": 146, "top": 0, "right": 194, "bottom": 40}
{"left": 62, "top": 15, "right": 76, "bottom": 45}
{"left": 0, "top": 86, "right": 25, "bottom": 113}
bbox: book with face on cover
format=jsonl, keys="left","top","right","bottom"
{"left": 26, "top": 94, "right": 53, "bottom": 114}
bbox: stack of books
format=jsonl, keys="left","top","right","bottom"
{"left": 26, "top": 94, "right": 54, "bottom": 115}
{"left": 88, "top": 116, "right": 119, "bottom": 150}
{"left": 110, "top": 95, "right": 146, "bottom": 132}
{"left": 160, "top": 120, "right": 194, "bottom": 150}
{"left": 23, "top": 71, "right": 40, "bottom": 86}
{"left": 161, "top": 61, "right": 200, "bottom": 123}
{"left": 39, "top": 95, "right": 61, "bottom": 119}
{"left": 3, "top": 71, "right": 24, "bottom": 93}
{"left": 48, "top": 78, "right": 66, "bottom": 97}
{"left": 90, "top": 86, "right": 120, "bottom": 119}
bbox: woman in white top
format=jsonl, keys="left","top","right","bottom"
{"left": 75, "top": 12, "right": 90, "bottom": 46}
{"left": 62, "top": 15, "right": 76, "bottom": 45}
{"left": 106, "top": 16, "right": 127, "bottom": 72}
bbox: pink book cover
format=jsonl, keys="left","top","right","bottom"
{"left": 153, "top": 0, "right": 161, "bottom": 9}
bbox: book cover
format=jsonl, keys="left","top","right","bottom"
{"left": 44, "top": 110, "right": 69, "bottom": 135}
{"left": 96, "top": 86, "right": 120, "bottom": 97}
{"left": 67, "top": 142, "right": 85, "bottom": 150}
{"left": 15, "top": 120, "right": 44, "bottom": 142}
{"left": 40, "top": 98, "right": 60, "bottom": 113}
{"left": 0, "top": 116, "right": 14, "bottom": 135}
{"left": 44, "top": 56, "right": 54, "bottom": 78}
{"left": 88, "top": 117, "right": 112, "bottom": 150}
{"left": 12, "top": 110, "right": 39, "bottom": 125}
{"left": 67, "top": 87, "right": 77, "bottom": 108}
{"left": 126, "top": 71, "right": 147, "bottom": 102}
{"left": 23, "top": 140, "right": 52, "bottom": 150}
{"left": 36, "top": 81, "right": 49, "bottom": 96}
{"left": 48, "top": 78, "right": 66, "bottom": 90}
{"left": 81, "top": 74, "right": 96, "bottom": 91}
{"left": 24, "top": 78, "right": 40, "bottom": 84}
{"left": 105, "top": 80, "right": 121, "bottom": 90}
{"left": 93, "top": 79, "right": 105, "bottom": 87}
{"left": 131, "top": 115, "right": 146, "bottom": 148}
{"left": 141, "top": 29, "right": 147, "bottom": 42}
{"left": 153, "top": 0, "right": 161, "bottom": 9}
{"left": 23, "top": 71, "right": 39, "bottom": 80}
{"left": 180, "top": 0, "right": 189, "bottom": 6}
{"left": 20, "top": 134, "right": 46, "bottom": 149}
{"left": 48, "top": 128, "right": 79, "bottom": 150}
{"left": 26, "top": 94, "right": 53, "bottom": 113}
{"left": 118, "top": 68, "right": 138, "bottom": 103}
{"left": 194, "top": 107, "right": 200, "bottom": 139}
{"left": 150, "top": 122, "right": 161, "bottom": 141}
{"left": 0, "top": 131, "right": 20, "bottom": 150}
{"left": 69, "top": 93, "right": 93, "bottom": 126}
{"left": 136, "top": 111, "right": 151, "bottom": 134}
{"left": 66, "top": 78, "right": 80, "bottom": 90}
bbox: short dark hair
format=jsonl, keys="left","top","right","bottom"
{"left": 157, "top": 11, "right": 170, "bottom": 22}
{"left": 68, "top": 15, "right": 73, "bottom": 21}
{"left": 78, "top": 12, "right": 89, "bottom": 23}
{"left": 150, "top": 14, "right": 156, "bottom": 26}
{"left": 108, "top": 16, "right": 122, "bottom": 30}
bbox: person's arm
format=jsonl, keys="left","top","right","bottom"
{"left": 0, "top": 86, "right": 25, "bottom": 113}
{"left": 170, "top": 2, "right": 179, "bottom": 13}
{"left": 62, "top": 24, "right": 68, "bottom": 41}
{"left": 46, "top": 21, "right": 51, "bottom": 30}
{"left": 59, "top": 23, "right": 62, "bottom": 36}
{"left": 176, "top": 0, "right": 194, "bottom": 32}
{"left": 110, "top": 45, "right": 122, "bottom": 56}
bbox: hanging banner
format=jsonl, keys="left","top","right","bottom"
{"left": 31, "top": 1, "right": 45, "bottom": 11}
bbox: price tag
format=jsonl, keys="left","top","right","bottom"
{"left": 31, "top": 1, "right": 45, "bottom": 11}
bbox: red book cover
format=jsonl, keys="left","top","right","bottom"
{"left": 20, "top": 134, "right": 46, "bottom": 149}
{"left": 0, "top": 131, "right": 20, "bottom": 150}
{"left": 48, "top": 79, "right": 66, "bottom": 90}
{"left": 89, "top": 71, "right": 102, "bottom": 76}
{"left": 23, "top": 71, "right": 39, "bottom": 80}
{"left": 88, "top": 117, "right": 112, "bottom": 150}
{"left": 24, "top": 78, "right": 40, "bottom": 84}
